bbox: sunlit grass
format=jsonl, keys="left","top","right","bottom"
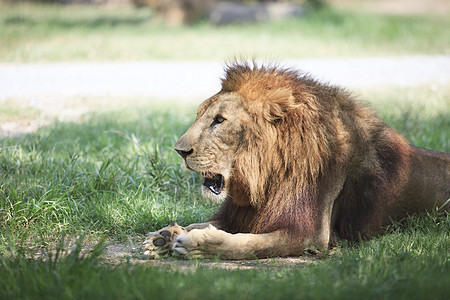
{"left": 1, "top": 3, "right": 449, "bottom": 62}
{"left": 359, "top": 84, "right": 449, "bottom": 151}
{"left": 0, "top": 105, "right": 215, "bottom": 242}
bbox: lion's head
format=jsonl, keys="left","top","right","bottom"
{"left": 175, "top": 91, "right": 250, "bottom": 202}
{"left": 175, "top": 62, "right": 336, "bottom": 211}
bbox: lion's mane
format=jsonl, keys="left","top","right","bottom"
{"left": 212, "top": 63, "right": 412, "bottom": 242}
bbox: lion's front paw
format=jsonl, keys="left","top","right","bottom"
{"left": 143, "top": 223, "right": 188, "bottom": 259}
{"left": 172, "top": 225, "right": 225, "bottom": 259}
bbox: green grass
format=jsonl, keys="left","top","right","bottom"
{"left": 2, "top": 216, "right": 449, "bottom": 299}
{"left": 1, "top": 2, "right": 449, "bottom": 62}
{"left": 0, "top": 85, "right": 449, "bottom": 299}
{"left": 0, "top": 106, "right": 216, "bottom": 241}
{"left": 358, "top": 85, "right": 450, "bottom": 151}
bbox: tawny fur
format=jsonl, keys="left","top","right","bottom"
{"left": 144, "top": 62, "right": 450, "bottom": 259}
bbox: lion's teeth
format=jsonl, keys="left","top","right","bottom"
{"left": 201, "top": 171, "right": 216, "bottom": 179}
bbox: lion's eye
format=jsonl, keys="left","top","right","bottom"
{"left": 216, "top": 116, "right": 225, "bottom": 123}
{"left": 212, "top": 115, "right": 226, "bottom": 126}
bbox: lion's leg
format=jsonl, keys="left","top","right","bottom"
{"left": 185, "top": 220, "right": 221, "bottom": 231}
{"left": 171, "top": 169, "right": 348, "bottom": 260}
{"left": 172, "top": 225, "right": 305, "bottom": 259}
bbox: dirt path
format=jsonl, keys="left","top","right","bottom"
{"left": 1, "top": 56, "right": 449, "bottom": 102}
{"left": 102, "top": 241, "right": 318, "bottom": 269}
{"left": 1, "top": 56, "right": 448, "bottom": 137}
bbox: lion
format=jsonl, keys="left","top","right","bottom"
{"left": 143, "top": 62, "right": 450, "bottom": 259}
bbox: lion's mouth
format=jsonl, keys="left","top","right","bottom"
{"left": 201, "top": 171, "right": 224, "bottom": 195}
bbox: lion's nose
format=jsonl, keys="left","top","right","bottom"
{"left": 175, "top": 148, "right": 194, "bottom": 159}
{"left": 175, "top": 133, "right": 194, "bottom": 159}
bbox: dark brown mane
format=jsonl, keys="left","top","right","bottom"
{"left": 213, "top": 63, "right": 336, "bottom": 237}
{"left": 213, "top": 62, "right": 413, "bottom": 241}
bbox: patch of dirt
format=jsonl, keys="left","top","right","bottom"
{"left": 102, "top": 241, "right": 318, "bottom": 270}
{"left": 0, "top": 98, "right": 90, "bottom": 138}
{"left": 0, "top": 119, "right": 51, "bottom": 138}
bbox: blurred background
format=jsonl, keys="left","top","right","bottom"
{"left": 0, "top": 0, "right": 449, "bottom": 136}
{"left": 2, "top": 0, "right": 449, "bottom": 60}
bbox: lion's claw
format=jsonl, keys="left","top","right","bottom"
{"left": 143, "top": 223, "right": 188, "bottom": 259}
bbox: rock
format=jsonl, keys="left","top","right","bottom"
{"left": 209, "top": 2, "right": 304, "bottom": 25}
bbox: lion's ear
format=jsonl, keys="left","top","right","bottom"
{"left": 261, "top": 88, "right": 298, "bottom": 122}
